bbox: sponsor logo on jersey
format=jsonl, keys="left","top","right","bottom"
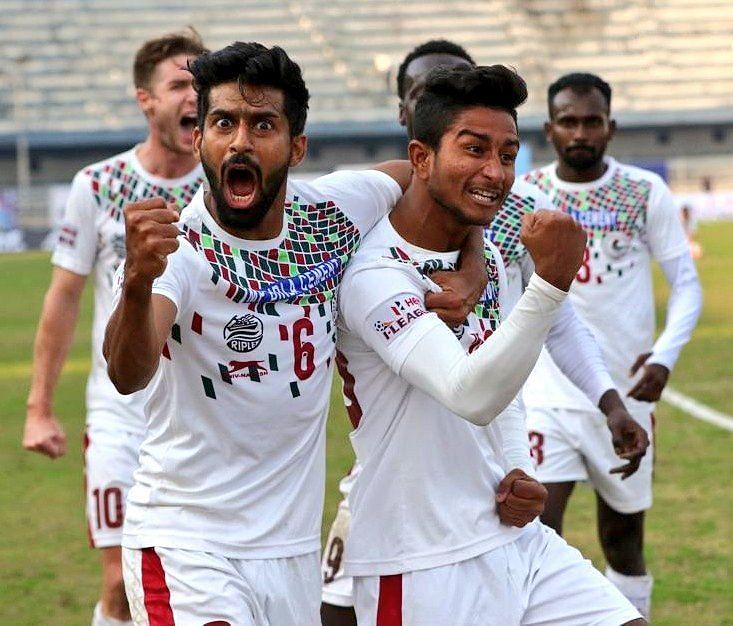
{"left": 228, "top": 359, "right": 269, "bottom": 379}
{"left": 372, "top": 296, "right": 427, "bottom": 342}
{"left": 601, "top": 231, "right": 632, "bottom": 259}
{"left": 567, "top": 208, "right": 618, "bottom": 230}
{"left": 224, "top": 314, "right": 263, "bottom": 352}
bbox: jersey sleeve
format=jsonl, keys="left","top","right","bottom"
{"left": 51, "top": 170, "right": 98, "bottom": 276}
{"left": 150, "top": 237, "right": 199, "bottom": 316}
{"left": 646, "top": 179, "right": 691, "bottom": 263}
{"left": 309, "top": 170, "right": 402, "bottom": 235}
{"left": 340, "top": 262, "right": 445, "bottom": 373}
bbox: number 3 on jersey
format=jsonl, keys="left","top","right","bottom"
{"left": 576, "top": 247, "right": 592, "bottom": 284}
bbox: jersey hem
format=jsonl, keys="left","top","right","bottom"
{"left": 51, "top": 254, "right": 92, "bottom": 276}
{"left": 343, "top": 529, "right": 521, "bottom": 577}
{"left": 122, "top": 531, "right": 320, "bottom": 559}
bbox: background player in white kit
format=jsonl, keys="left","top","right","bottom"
{"left": 522, "top": 72, "right": 703, "bottom": 619}
{"left": 321, "top": 41, "right": 649, "bottom": 626}
{"left": 337, "top": 64, "right": 644, "bottom": 625}
{"left": 22, "top": 30, "right": 206, "bottom": 626}
{"left": 103, "top": 42, "right": 491, "bottom": 625}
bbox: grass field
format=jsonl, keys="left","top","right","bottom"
{"left": 1, "top": 223, "right": 731, "bottom": 624}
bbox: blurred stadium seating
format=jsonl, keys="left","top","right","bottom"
{"left": 2, "top": 0, "right": 732, "bottom": 132}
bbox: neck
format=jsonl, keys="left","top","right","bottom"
{"left": 555, "top": 157, "right": 608, "bottom": 184}
{"left": 135, "top": 135, "right": 198, "bottom": 180}
{"left": 389, "top": 182, "right": 470, "bottom": 252}
{"left": 203, "top": 183, "right": 287, "bottom": 241}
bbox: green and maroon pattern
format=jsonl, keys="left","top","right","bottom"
{"left": 487, "top": 191, "right": 536, "bottom": 266}
{"left": 183, "top": 196, "right": 360, "bottom": 306}
{"left": 85, "top": 157, "right": 203, "bottom": 221}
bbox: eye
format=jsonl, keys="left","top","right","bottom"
{"left": 255, "top": 119, "right": 274, "bottom": 132}
{"left": 465, "top": 144, "right": 483, "bottom": 155}
{"left": 501, "top": 152, "right": 518, "bottom": 165}
{"left": 215, "top": 117, "right": 233, "bottom": 130}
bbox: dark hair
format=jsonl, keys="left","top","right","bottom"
{"left": 396, "top": 39, "right": 475, "bottom": 99}
{"left": 189, "top": 42, "right": 310, "bottom": 137}
{"left": 412, "top": 65, "right": 527, "bottom": 149}
{"left": 133, "top": 27, "right": 207, "bottom": 89}
{"left": 547, "top": 72, "right": 612, "bottom": 116}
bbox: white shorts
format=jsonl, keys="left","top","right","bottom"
{"left": 321, "top": 499, "right": 355, "bottom": 607}
{"left": 122, "top": 547, "right": 320, "bottom": 626}
{"left": 84, "top": 422, "right": 144, "bottom": 548}
{"left": 354, "top": 523, "right": 641, "bottom": 626}
{"left": 527, "top": 406, "right": 654, "bottom": 514}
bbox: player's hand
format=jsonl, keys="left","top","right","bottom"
{"left": 627, "top": 352, "right": 670, "bottom": 402}
{"left": 426, "top": 269, "right": 485, "bottom": 327}
{"left": 606, "top": 408, "right": 649, "bottom": 479}
{"left": 23, "top": 409, "right": 67, "bottom": 459}
{"left": 123, "top": 198, "right": 180, "bottom": 288}
{"left": 520, "top": 210, "right": 586, "bottom": 291}
{"left": 496, "top": 468, "right": 547, "bottom": 527}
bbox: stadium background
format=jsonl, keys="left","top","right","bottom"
{"left": 0, "top": 1, "right": 731, "bottom": 623}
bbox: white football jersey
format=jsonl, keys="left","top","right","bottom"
{"left": 51, "top": 148, "right": 203, "bottom": 432}
{"left": 122, "top": 170, "right": 401, "bottom": 558}
{"left": 337, "top": 215, "right": 524, "bottom": 577}
{"left": 522, "top": 157, "right": 689, "bottom": 412}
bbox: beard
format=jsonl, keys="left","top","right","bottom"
{"left": 561, "top": 145, "right": 604, "bottom": 171}
{"left": 201, "top": 152, "right": 289, "bottom": 232}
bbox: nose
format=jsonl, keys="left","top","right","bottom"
{"left": 229, "top": 122, "right": 254, "bottom": 154}
{"left": 480, "top": 154, "right": 505, "bottom": 183}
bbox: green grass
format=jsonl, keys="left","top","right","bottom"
{"left": 1, "top": 224, "right": 731, "bottom": 624}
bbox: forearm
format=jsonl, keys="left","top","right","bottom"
{"left": 493, "top": 394, "right": 534, "bottom": 476}
{"left": 545, "top": 299, "right": 614, "bottom": 407}
{"left": 650, "top": 254, "right": 703, "bottom": 370}
{"left": 27, "top": 291, "right": 82, "bottom": 412}
{"left": 104, "top": 281, "right": 163, "bottom": 394}
{"left": 400, "top": 274, "right": 566, "bottom": 425}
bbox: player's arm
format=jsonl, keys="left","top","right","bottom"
{"left": 346, "top": 211, "right": 586, "bottom": 425}
{"left": 628, "top": 182, "right": 703, "bottom": 402}
{"left": 372, "top": 159, "right": 412, "bottom": 192}
{"left": 23, "top": 267, "right": 87, "bottom": 459}
{"left": 103, "top": 199, "right": 179, "bottom": 394}
{"left": 627, "top": 252, "right": 702, "bottom": 401}
{"left": 426, "top": 227, "right": 489, "bottom": 327}
{"left": 544, "top": 299, "right": 649, "bottom": 477}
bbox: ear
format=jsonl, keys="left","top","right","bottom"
{"left": 608, "top": 118, "right": 617, "bottom": 141}
{"left": 398, "top": 101, "right": 407, "bottom": 127}
{"left": 289, "top": 135, "right": 308, "bottom": 167}
{"left": 136, "top": 87, "right": 153, "bottom": 118}
{"left": 408, "top": 139, "right": 432, "bottom": 181}
{"left": 192, "top": 125, "right": 202, "bottom": 161}
{"left": 543, "top": 120, "right": 552, "bottom": 142}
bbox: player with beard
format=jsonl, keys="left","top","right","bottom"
{"left": 102, "top": 42, "right": 512, "bottom": 625}
{"left": 522, "top": 73, "right": 703, "bottom": 620}
{"left": 22, "top": 30, "right": 206, "bottom": 626}
{"left": 321, "top": 41, "right": 648, "bottom": 626}
{"left": 334, "top": 65, "right": 644, "bottom": 625}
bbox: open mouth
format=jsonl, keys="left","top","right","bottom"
{"left": 224, "top": 164, "right": 259, "bottom": 210}
{"left": 180, "top": 114, "right": 197, "bottom": 130}
{"left": 467, "top": 187, "right": 503, "bottom": 208}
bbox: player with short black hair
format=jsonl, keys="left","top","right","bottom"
{"left": 523, "top": 72, "right": 703, "bottom": 620}
{"left": 23, "top": 28, "right": 206, "bottom": 626}
{"left": 335, "top": 64, "right": 645, "bottom": 625}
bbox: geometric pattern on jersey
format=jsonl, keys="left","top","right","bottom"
{"left": 488, "top": 190, "right": 536, "bottom": 266}
{"left": 384, "top": 245, "right": 502, "bottom": 339}
{"left": 85, "top": 156, "right": 204, "bottom": 222}
{"left": 525, "top": 168, "right": 651, "bottom": 284}
{"left": 183, "top": 196, "right": 360, "bottom": 306}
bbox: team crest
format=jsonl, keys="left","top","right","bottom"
{"left": 224, "top": 314, "right": 263, "bottom": 352}
{"left": 601, "top": 231, "right": 632, "bottom": 259}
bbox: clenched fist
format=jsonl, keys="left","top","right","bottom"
{"left": 496, "top": 468, "right": 547, "bottom": 528}
{"left": 123, "top": 198, "right": 180, "bottom": 287}
{"left": 521, "top": 210, "right": 586, "bottom": 291}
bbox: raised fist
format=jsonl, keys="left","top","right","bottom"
{"left": 123, "top": 198, "right": 180, "bottom": 287}
{"left": 520, "top": 210, "right": 586, "bottom": 291}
